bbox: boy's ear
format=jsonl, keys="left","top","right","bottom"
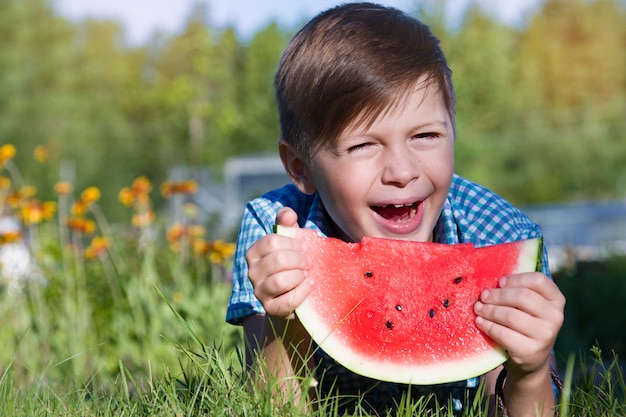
{"left": 279, "top": 139, "right": 317, "bottom": 195}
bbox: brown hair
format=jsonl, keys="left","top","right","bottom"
{"left": 275, "top": 2, "right": 455, "bottom": 159}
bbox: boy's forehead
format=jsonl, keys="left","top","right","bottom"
{"left": 344, "top": 76, "right": 448, "bottom": 133}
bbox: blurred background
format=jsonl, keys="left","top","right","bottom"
{"left": 1, "top": 0, "right": 625, "bottom": 374}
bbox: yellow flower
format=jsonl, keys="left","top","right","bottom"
{"left": 183, "top": 202, "right": 198, "bottom": 219}
{"left": 208, "top": 240, "right": 236, "bottom": 265}
{"left": 0, "top": 176, "right": 11, "bottom": 191}
{"left": 81, "top": 186, "right": 100, "bottom": 205}
{"left": 33, "top": 145, "right": 49, "bottom": 163}
{"left": 84, "top": 236, "right": 110, "bottom": 259}
{"left": 71, "top": 186, "right": 101, "bottom": 215}
{"left": 21, "top": 200, "right": 56, "bottom": 225}
{"left": 161, "top": 179, "right": 198, "bottom": 198}
{"left": 172, "top": 292, "right": 184, "bottom": 303}
{"left": 21, "top": 185, "right": 37, "bottom": 198}
{"left": 0, "top": 144, "right": 16, "bottom": 169}
{"left": 54, "top": 182, "right": 73, "bottom": 195}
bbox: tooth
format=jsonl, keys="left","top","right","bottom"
{"left": 393, "top": 204, "right": 405, "bottom": 208}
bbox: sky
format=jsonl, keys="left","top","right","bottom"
{"left": 53, "top": 0, "right": 543, "bottom": 46}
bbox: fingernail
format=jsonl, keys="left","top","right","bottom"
{"left": 474, "top": 301, "right": 483, "bottom": 313}
{"left": 499, "top": 276, "right": 507, "bottom": 287}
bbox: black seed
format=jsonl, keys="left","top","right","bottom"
{"left": 364, "top": 271, "right": 374, "bottom": 278}
{"left": 453, "top": 276, "right": 463, "bottom": 284}
{"left": 428, "top": 309, "right": 436, "bottom": 318}
{"left": 386, "top": 320, "right": 394, "bottom": 330}
{"left": 395, "top": 304, "right": 403, "bottom": 312}
{"left": 443, "top": 299, "right": 450, "bottom": 308}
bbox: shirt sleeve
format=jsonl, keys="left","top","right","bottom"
{"left": 225, "top": 184, "right": 315, "bottom": 325}
{"left": 225, "top": 201, "right": 274, "bottom": 325}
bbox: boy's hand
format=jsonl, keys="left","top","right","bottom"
{"left": 246, "top": 207, "right": 314, "bottom": 319}
{"left": 474, "top": 272, "right": 565, "bottom": 376}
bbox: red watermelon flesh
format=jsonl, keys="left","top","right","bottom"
{"left": 276, "top": 226, "right": 542, "bottom": 385}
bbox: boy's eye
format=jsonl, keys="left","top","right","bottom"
{"left": 347, "top": 142, "right": 371, "bottom": 152}
{"left": 414, "top": 132, "right": 439, "bottom": 140}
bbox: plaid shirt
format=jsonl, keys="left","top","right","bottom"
{"left": 226, "top": 174, "right": 550, "bottom": 413}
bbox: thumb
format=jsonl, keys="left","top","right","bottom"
{"left": 276, "top": 207, "right": 299, "bottom": 228}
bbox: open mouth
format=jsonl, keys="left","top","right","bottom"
{"left": 372, "top": 202, "right": 419, "bottom": 223}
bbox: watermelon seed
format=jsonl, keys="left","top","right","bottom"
{"left": 453, "top": 276, "right": 463, "bottom": 284}
{"left": 428, "top": 309, "right": 436, "bottom": 318}
{"left": 364, "top": 271, "right": 374, "bottom": 278}
{"left": 395, "top": 304, "right": 403, "bottom": 312}
{"left": 443, "top": 299, "right": 450, "bottom": 308}
{"left": 385, "top": 320, "right": 394, "bottom": 330}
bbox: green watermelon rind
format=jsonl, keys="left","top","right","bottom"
{"left": 273, "top": 224, "right": 297, "bottom": 237}
{"left": 276, "top": 226, "right": 542, "bottom": 385}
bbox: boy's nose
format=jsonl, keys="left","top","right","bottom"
{"left": 380, "top": 146, "right": 420, "bottom": 186}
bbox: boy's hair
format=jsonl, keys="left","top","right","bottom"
{"left": 275, "top": 2, "right": 455, "bottom": 159}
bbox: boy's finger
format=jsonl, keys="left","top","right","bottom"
{"left": 499, "top": 272, "right": 565, "bottom": 304}
{"left": 261, "top": 273, "right": 315, "bottom": 317}
{"left": 246, "top": 233, "right": 308, "bottom": 263}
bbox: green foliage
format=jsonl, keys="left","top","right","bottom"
{"left": 555, "top": 256, "right": 626, "bottom": 366}
{"left": 1, "top": 0, "right": 624, "bottom": 221}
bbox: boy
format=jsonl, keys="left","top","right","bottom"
{"left": 226, "top": 3, "right": 565, "bottom": 415}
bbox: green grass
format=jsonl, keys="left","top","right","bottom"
{"left": 1, "top": 272, "right": 624, "bottom": 416}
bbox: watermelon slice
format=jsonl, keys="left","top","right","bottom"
{"left": 275, "top": 225, "right": 542, "bottom": 385}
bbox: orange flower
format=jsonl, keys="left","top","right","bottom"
{"left": 21, "top": 200, "right": 56, "bottom": 225}
{"left": 118, "top": 187, "right": 135, "bottom": 207}
{"left": 33, "top": 145, "right": 49, "bottom": 163}
{"left": 132, "top": 211, "right": 154, "bottom": 228}
{"left": 67, "top": 217, "right": 96, "bottom": 235}
{"left": 54, "top": 182, "right": 73, "bottom": 195}
{"left": 161, "top": 179, "right": 198, "bottom": 198}
{"left": 0, "top": 144, "right": 16, "bottom": 169}
{"left": 131, "top": 176, "right": 152, "bottom": 194}
{"left": 166, "top": 223, "right": 185, "bottom": 243}
{"left": 84, "top": 236, "right": 110, "bottom": 259}
{"left": 0, "top": 230, "right": 22, "bottom": 245}
{"left": 193, "top": 238, "right": 213, "bottom": 255}
{"left": 208, "top": 240, "right": 236, "bottom": 265}
{"left": 71, "top": 200, "right": 88, "bottom": 216}
{"left": 5, "top": 185, "right": 37, "bottom": 209}
{"left": 119, "top": 176, "right": 152, "bottom": 207}
{"left": 166, "top": 223, "right": 205, "bottom": 251}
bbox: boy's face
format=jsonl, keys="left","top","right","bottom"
{"left": 306, "top": 79, "right": 454, "bottom": 242}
